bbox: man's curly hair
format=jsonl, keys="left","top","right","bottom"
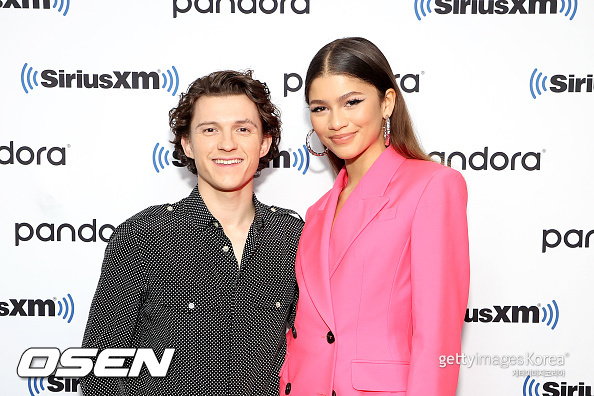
{"left": 169, "top": 70, "right": 281, "bottom": 174}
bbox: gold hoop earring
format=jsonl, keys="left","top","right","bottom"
{"left": 305, "top": 129, "right": 328, "bottom": 156}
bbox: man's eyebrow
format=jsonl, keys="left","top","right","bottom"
{"left": 195, "top": 119, "right": 258, "bottom": 128}
{"left": 195, "top": 121, "right": 220, "bottom": 128}
{"left": 235, "top": 119, "right": 258, "bottom": 127}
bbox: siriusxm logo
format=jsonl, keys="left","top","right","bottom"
{"left": 283, "top": 72, "right": 421, "bottom": 97}
{"left": 20, "top": 63, "right": 179, "bottom": 96}
{"left": 542, "top": 228, "right": 593, "bottom": 253}
{"left": 530, "top": 68, "right": 593, "bottom": 99}
{"left": 0, "top": 0, "right": 69, "bottom": 16}
{"left": 152, "top": 143, "right": 184, "bottom": 173}
{"left": 465, "top": 300, "right": 559, "bottom": 330}
{"left": 415, "top": 0, "right": 577, "bottom": 20}
{"left": 524, "top": 376, "right": 593, "bottom": 396}
{"left": 429, "top": 147, "right": 541, "bottom": 171}
{"left": 264, "top": 146, "right": 310, "bottom": 175}
{"left": 0, "top": 294, "right": 75, "bottom": 323}
{"left": 27, "top": 376, "right": 80, "bottom": 395}
{"left": 173, "top": 0, "right": 310, "bottom": 18}
{"left": 0, "top": 141, "right": 67, "bottom": 166}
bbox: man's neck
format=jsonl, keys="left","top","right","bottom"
{"left": 198, "top": 180, "right": 256, "bottom": 229}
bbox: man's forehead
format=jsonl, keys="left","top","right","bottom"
{"left": 192, "top": 94, "right": 259, "bottom": 122}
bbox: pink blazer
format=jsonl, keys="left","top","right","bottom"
{"left": 280, "top": 148, "right": 470, "bottom": 396}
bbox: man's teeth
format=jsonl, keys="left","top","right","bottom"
{"left": 214, "top": 159, "right": 242, "bottom": 164}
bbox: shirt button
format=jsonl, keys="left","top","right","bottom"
{"left": 222, "top": 245, "right": 230, "bottom": 253}
{"left": 166, "top": 205, "right": 173, "bottom": 211}
{"left": 275, "top": 302, "right": 281, "bottom": 308}
{"left": 213, "top": 222, "right": 219, "bottom": 228}
{"left": 270, "top": 207, "right": 277, "bottom": 212}
{"left": 326, "top": 331, "right": 335, "bottom": 344}
{"left": 284, "top": 383, "right": 291, "bottom": 394}
{"left": 188, "top": 303, "right": 195, "bottom": 309}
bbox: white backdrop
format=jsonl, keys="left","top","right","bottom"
{"left": 1, "top": 1, "right": 593, "bottom": 395}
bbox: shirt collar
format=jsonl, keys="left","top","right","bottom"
{"left": 182, "top": 184, "right": 267, "bottom": 230}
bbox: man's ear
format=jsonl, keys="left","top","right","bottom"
{"left": 181, "top": 135, "right": 194, "bottom": 159}
{"left": 260, "top": 135, "right": 273, "bottom": 158}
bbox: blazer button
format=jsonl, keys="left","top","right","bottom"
{"left": 291, "top": 326, "right": 297, "bottom": 339}
{"left": 285, "top": 383, "right": 291, "bottom": 394}
{"left": 326, "top": 331, "right": 335, "bottom": 344}
{"left": 333, "top": 391, "right": 337, "bottom": 396}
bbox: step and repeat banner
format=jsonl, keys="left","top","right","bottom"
{"left": 1, "top": 1, "right": 592, "bottom": 395}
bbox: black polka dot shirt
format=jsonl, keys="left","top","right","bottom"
{"left": 80, "top": 185, "right": 303, "bottom": 396}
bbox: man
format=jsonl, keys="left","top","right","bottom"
{"left": 81, "top": 70, "right": 302, "bottom": 396}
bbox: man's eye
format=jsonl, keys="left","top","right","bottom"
{"left": 203, "top": 128, "right": 216, "bottom": 133}
{"left": 237, "top": 127, "right": 250, "bottom": 133}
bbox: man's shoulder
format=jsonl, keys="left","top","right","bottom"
{"left": 258, "top": 201, "right": 304, "bottom": 231}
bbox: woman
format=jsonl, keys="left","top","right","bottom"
{"left": 280, "top": 37, "right": 470, "bottom": 396}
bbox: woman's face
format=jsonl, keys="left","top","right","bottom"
{"left": 308, "top": 74, "right": 394, "bottom": 164}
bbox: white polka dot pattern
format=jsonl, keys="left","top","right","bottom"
{"left": 80, "top": 185, "right": 303, "bottom": 396}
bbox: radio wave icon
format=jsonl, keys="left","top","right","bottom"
{"left": 56, "top": 293, "right": 75, "bottom": 323}
{"left": 52, "top": 0, "right": 70, "bottom": 16}
{"left": 153, "top": 143, "right": 172, "bottom": 173}
{"left": 559, "top": 0, "right": 578, "bottom": 20}
{"left": 21, "top": 63, "right": 39, "bottom": 94}
{"left": 161, "top": 66, "right": 179, "bottom": 96}
{"left": 541, "top": 299, "right": 559, "bottom": 330}
{"left": 523, "top": 376, "right": 541, "bottom": 396}
{"left": 27, "top": 377, "right": 45, "bottom": 396}
{"left": 414, "top": 0, "right": 432, "bottom": 20}
{"left": 292, "top": 145, "right": 310, "bottom": 175}
{"left": 530, "top": 68, "right": 548, "bottom": 99}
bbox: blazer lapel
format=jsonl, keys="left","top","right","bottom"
{"left": 299, "top": 174, "right": 343, "bottom": 331}
{"left": 329, "top": 148, "right": 406, "bottom": 275}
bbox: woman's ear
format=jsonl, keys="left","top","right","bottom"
{"left": 382, "top": 88, "right": 397, "bottom": 118}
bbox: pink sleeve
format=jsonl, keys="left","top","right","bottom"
{"left": 407, "top": 168, "right": 470, "bottom": 396}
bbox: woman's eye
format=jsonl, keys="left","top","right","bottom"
{"left": 346, "top": 99, "right": 364, "bottom": 107}
{"left": 310, "top": 106, "right": 326, "bottom": 113}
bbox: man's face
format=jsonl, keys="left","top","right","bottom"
{"left": 181, "top": 95, "right": 272, "bottom": 194}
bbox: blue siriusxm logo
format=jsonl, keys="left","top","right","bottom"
{"left": 266, "top": 146, "right": 310, "bottom": 175}
{"left": 415, "top": 0, "right": 577, "bottom": 21}
{"left": 0, "top": 294, "right": 75, "bottom": 323}
{"left": 20, "top": 63, "right": 179, "bottom": 95}
{"left": 152, "top": 143, "right": 183, "bottom": 173}
{"left": 540, "top": 300, "right": 559, "bottom": 330}
{"left": 530, "top": 68, "right": 548, "bottom": 99}
{"left": 28, "top": 377, "right": 46, "bottom": 396}
{"left": 0, "top": 0, "right": 70, "bottom": 16}
{"left": 465, "top": 300, "right": 560, "bottom": 330}
{"left": 530, "top": 67, "right": 593, "bottom": 98}
{"left": 523, "top": 376, "right": 593, "bottom": 396}
{"left": 27, "top": 376, "right": 80, "bottom": 395}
